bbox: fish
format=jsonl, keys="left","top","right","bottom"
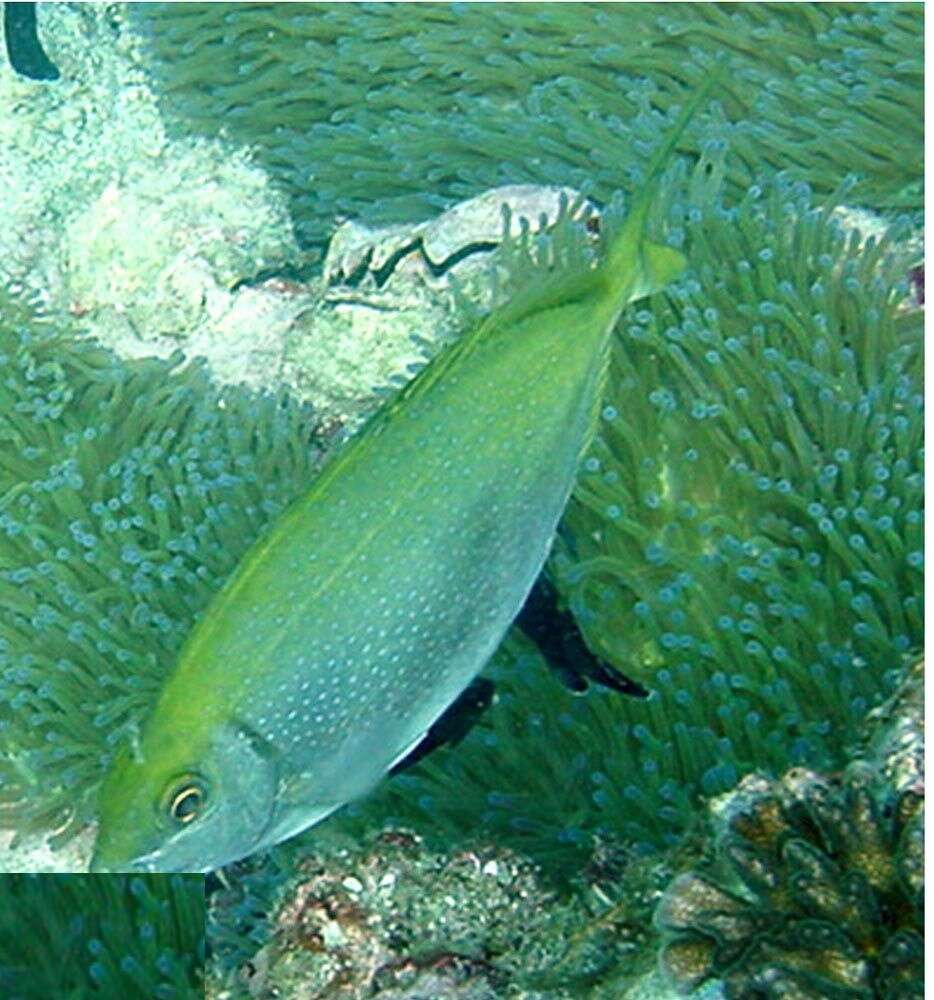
{"left": 516, "top": 575, "right": 649, "bottom": 698}
{"left": 90, "top": 74, "right": 718, "bottom": 873}
{"left": 388, "top": 676, "right": 495, "bottom": 776}
{"left": 3, "top": 3, "right": 60, "bottom": 81}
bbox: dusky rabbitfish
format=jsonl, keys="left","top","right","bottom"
{"left": 90, "top": 79, "right": 716, "bottom": 873}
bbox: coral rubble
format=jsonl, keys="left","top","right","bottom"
{"left": 207, "top": 828, "right": 643, "bottom": 999}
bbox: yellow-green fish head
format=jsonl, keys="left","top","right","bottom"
{"left": 89, "top": 713, "right": 278, "bottom": 872}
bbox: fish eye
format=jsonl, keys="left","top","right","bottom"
{"left": 163, "top": 776, "right": 208, "bottom": 826}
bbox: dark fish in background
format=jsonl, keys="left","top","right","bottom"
{"left": 3, "top": 2, "right": 60, "bottom": 80}
{"left": 516, "top": 575, "right": 649, "bottom": 698}
{"left": 392, "top": 571, "right": 648, "bottom": 777}
{"left": 390, "top": 677, "right": 495, "bottom": 776}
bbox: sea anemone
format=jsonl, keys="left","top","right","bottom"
{"left": 327, "top": 159, "right": 921, "bottom": 872}
{"left": 130, "top": 4, "right": 922, "bottom": 250}
{"left": 0, "top": 873, "right": 204, "bottom": 999}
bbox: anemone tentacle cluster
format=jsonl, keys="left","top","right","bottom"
{"left": 131, "top": 3, "right": 922, "bottom": 248}
{"left": 0, "top": 873, "right": 204, "bottom": 999}
{"left": 330, "top": 161, "right": 922, "bottom": 870}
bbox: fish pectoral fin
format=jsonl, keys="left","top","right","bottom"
{"left": 388, "top": 677, "right": 497, "bottom": 776}
{"left": 252, "top": 806, "right": 340, "bottom": 856}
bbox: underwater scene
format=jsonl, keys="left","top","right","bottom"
{"left": 0, "top": 2, "right": 924, "bottom": 998}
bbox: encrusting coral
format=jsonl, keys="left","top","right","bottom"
{"left": 0, "top": 873, "right": 204, "bottom": 999}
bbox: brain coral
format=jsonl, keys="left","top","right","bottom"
{"left": 655, "top": 765, "right": 923, "bottom": 997}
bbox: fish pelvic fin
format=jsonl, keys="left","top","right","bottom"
{"left": 601, "top": 61, "right": 726, "bottom": 307}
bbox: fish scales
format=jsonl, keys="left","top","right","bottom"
{"left": 91, "top": 74, "right": 718, "bottom": 872}
{"left": 211, "top": 306, "right": 603, "bottom": 761}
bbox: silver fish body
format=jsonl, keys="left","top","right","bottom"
{"left": 91, "top": 280, "right": 622, "bottom": 872}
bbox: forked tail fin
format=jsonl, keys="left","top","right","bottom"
{"left": 602, "top": 61, "right": 726, "bottom": 305}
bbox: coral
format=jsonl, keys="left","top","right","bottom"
{"left": 210, "top": 659, "right": 924, "bottom": 999}
{"left": 0, "top": 2, "right": 306, "bottom": 394}
{"left": 0, "top": 288, "right": 321, "bottom": 856}
{"left": 130, "top": 3, "right": 922, "bottom": 250}
{"left": 7, "top": 1, "right": 621, "bottom": 422}
{"left": 0, "top": 872, "right": 204, "bottom": 999}
{"left": 654, "top": 765, "right": 924, "bottom": 997}
{"left": 206, "top": 826, "right": 636, "bottom": 1000}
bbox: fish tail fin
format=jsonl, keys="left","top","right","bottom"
{"left": 601, "top": 61, "right": 726, "bottom": 306}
